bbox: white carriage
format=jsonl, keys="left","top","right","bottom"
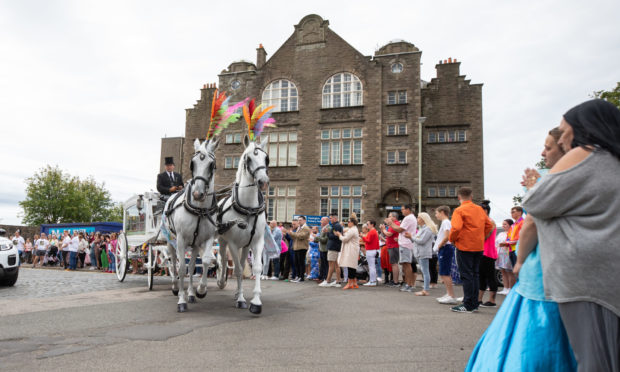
{"left": 116, "top": 191, "right": 229, "bottom": 290}
{"left": 116, "top": 192, "right": 169, "bottom": 290}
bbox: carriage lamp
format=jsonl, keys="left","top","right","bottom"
{"left": 137, "top": 194, "right": 144, "bottom": 211}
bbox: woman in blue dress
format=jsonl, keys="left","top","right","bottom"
{"left": 466, "top": 128, "right": 576, "bottom": 372}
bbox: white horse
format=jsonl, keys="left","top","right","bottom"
{"left": 216, "top": 135, "right": 269, "bottom": 314}
{"left": 162, "top": 138, "right": 219, "bottom": 312}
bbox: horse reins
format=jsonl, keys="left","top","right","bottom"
{"left": 166, "top": 151, "right": 218, "bottom": 247}
{"left": 217, "top": 147, "right": 268, "bottom": 248}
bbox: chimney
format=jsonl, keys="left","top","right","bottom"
{"left": 256, "top": 44, "right": 267, "bottom": 69}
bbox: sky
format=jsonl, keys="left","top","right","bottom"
{"left": 1, "top": 0, "right": 619, "bottom": 226}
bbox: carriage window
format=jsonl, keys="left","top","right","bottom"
{"left": 125, "top": 205, "right": 145, "bottom": 233}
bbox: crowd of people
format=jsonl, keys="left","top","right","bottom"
{"left": 10, "top": 230, "right": 121, "bottom": 273}
{"left": 260, "top": 191, "right": 526, "bottom": 314}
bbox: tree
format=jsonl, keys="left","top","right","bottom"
{"left": 19, "top": 165, "right": 120, "bottom": 225}
{"left": 102, "top": 202, "right": 124, "bottom": 223}
{"left": 591, "top": 82, "right": 620, "bottom": 110}
{"left": 78, "top": 177, "right": 114, "bottom": 222}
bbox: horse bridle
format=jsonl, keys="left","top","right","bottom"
{"left": 243, "top": 147, "right": 269, "bottom": 182}
{"left": 164, "top": 150, "right": 218, "bottom": 247}
{"left": 190, "top": 151, "right": 216, "bottom": 187}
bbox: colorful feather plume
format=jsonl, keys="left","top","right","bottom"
{"left": 206, "top": 89, "right": 246, "bottom": 140}
{"left": 242, "top": 98, "right": 276, "bottom": 141}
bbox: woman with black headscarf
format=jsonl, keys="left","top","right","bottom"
{"left": 523, "top": 99, "right": 620, "bottom": 371}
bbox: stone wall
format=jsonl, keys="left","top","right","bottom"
{"left": 0, "top": 224, "right": 40, "bottom": 240}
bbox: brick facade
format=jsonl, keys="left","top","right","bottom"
{"left": 159, "top": 136, "right": 185, "bottom": 174}
{"left": 164, "top": 14, "right": 484, "bottom": 221}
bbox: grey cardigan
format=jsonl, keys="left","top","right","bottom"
{"left": 411, "top": 225, "right": 435, "bottom": 260}
{"left": 523, "top": 150, "right": 620, "bottom": 317}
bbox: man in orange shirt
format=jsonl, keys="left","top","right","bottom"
{"left": 449, "top": 187, "right": 494, "bottom": 313}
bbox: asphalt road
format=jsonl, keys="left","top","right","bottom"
{"left": 0, "top": 268, "right": 503, "bottom": 371}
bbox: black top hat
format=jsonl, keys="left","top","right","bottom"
{"left": 165, "top": 157, "right": 174, "bottom": 165}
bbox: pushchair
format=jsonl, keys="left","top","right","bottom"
{"left": 356, "top": 253, "right": 370, "bottom": 281}
{"left": 44, "top": 246, "right": 60, "bottom": 266}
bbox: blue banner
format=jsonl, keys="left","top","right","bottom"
{"left": 293, "top": 215, "right": 323, "bottom": 227}
{"left": 47, "top": 227, "right": 95, "bottom": 236}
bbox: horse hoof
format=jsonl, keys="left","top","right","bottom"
{"left": 236, "top": 301, "right": 248, "bottom": 309}
{"left": 196, "top": 290, "right": 207, "bottom": 299}
{"left": 188, "top": 296, "right": 196, "bottom": 303}
{"left": 249, "top": 304, "right": 262, "bottom": 315}
{"left": 177, "top": 303, "right": 187, "bottom": 313}
{"left": 172, "top": 289, "right": 179, "bottom": 296}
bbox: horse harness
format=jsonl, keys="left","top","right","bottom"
{"left": 216, "top": 147, "right": 269, "bottom": 248}
{"left": 165, "top": 151, "right": 218, "bottom": 247}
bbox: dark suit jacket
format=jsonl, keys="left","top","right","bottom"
{"left": 157, "top": 171, "right": 183, "bottom": 195}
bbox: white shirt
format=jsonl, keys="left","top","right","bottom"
{"left": 35, "top": 238, "right": 49, "bottom": 251}
{"left": 69, "top": 236, "right": 79, "bottom": 252}
{"left": 12, "top": 236, "right": 25, "bottom": 251}
{"left": 433, "top": 219, "right": 452, "bottom": 253}
{"left": 397, "top": 214, "right": 417, "bottom": 250}
{"left": 61, "top": 236, "right": 71, "bottom": 251}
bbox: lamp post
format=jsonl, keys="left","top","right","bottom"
{"left": 418, "top": 116, "right": 426, "bottom": 215}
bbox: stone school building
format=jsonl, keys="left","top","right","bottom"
{"left": 161, "top": 14, "right": 484, "bottom": 223}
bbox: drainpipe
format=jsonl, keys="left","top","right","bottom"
{"left": 418, "top": 116, "right": 426, "bottom": 214}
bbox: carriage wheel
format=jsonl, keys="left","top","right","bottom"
{"left": 147, "top": 244, "right": 155, "bottom": 291}
{"left": 216, "top": 252, "right": 228, "bottom": 289}
{"left": 115, "top": 233, "right": 128, "bottom": 282}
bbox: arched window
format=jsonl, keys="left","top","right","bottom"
{"left": 261, "top": 79, "right": 298, "bottom": 112}
{"left": 322, "top": 72, "right": 363, "bottom": 108}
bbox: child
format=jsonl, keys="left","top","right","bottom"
{"left": 107, "top": 233, "right": 117, "bottom": 273}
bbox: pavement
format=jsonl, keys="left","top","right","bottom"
{"left": 0, "top": 267, "right": 504, "bottom": 371}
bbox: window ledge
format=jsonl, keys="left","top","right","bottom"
{"left": 269, "top": 165, "right": 299, "bottom": 168}
{"left": 386, "top": 162, "right": 409, "bottom": 166}
{"left": 386, "top": 134, "right": 408, "bottom": 137}
{"left": 427, "top": 141, "right": 469, "bottom": 145}
{"left": 319, "top": 163, "right": 364, "bottom": 167}
{"left": 320, "top": 105, "right": 364, "bottom": 111}
{"left": 386, "top": 103, "right": 408, "bottom": 106}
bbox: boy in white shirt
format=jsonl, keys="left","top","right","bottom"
{"left": 434, "top": 206, "right": 459, "bottom": 304}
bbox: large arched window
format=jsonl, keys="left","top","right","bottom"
{"left": 322, "top": 72, "right": 363, "bottom": 108}
{"left": 261, "top": 79, "right": 298, "bottom": 112}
